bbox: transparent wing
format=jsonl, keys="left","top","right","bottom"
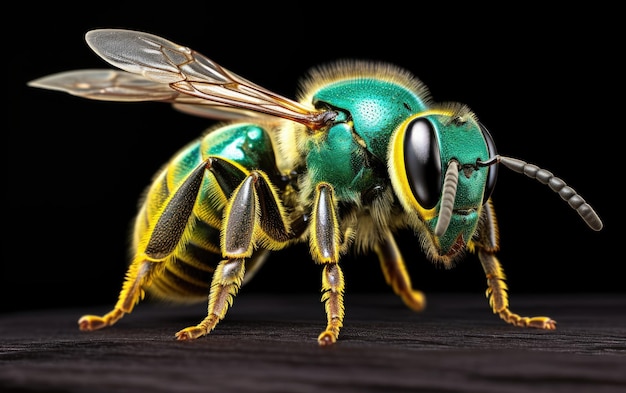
{"left": 28, "top": 69, "right": 273, "bottom": 122}
{"left": 28, "top": 69, "right": 179, "bottom": 101}
{"left": 29, "top": 29, "right": 335, "bottom": 129}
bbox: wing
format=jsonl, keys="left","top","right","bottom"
{"left": 28, "top": 69, "right": 179, "bottom": 101}
{"left": 28, "top": 29, "right": 336, "bottom": 129}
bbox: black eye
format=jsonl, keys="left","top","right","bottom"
{"left": 479, "top": 122, "right": 498, "bottom": 204}
{"left": 404, "top": 118, "right": 442, "bottom": 209}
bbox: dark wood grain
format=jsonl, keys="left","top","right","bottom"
{"left": 1, "top": 293, "right": 625, "bottom": 393}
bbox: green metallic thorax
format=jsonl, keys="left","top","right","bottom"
{"left": 306, "top": 79, "right": 428, "bottom": 200}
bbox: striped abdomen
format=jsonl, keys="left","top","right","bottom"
{"left": 131, "top": 123, "right": 283, "bottom": 302}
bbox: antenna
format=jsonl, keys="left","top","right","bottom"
{"left": 477, "top": 156, "right": 603, "bottom": 231}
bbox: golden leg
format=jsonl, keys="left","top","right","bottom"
{"left": 317, "top": 263, "right": 345, "bottom": 346}
{"left": 375, "top": 232, "right": 426, "bottom": 312}
{"left": 78, "top": 258, "right": 153, "bottom": 331}
{"left": 478, "top": 250, "right": 556, "bottom": 330}
{"left": 175, "top": 258, "right": 245, "bottom": 340}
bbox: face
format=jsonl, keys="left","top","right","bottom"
{"left": 389, "top": 108, "right": 497, "bottom": 264}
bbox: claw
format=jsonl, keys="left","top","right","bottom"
{"left": 498, "top": 309, "right": 557, "bottom": 330}
{"left": 175, "top": 327, "right": 208, "bottom": 340}
{"left": 317, "top": 331, "right": 337, "bottom": 346}
{"left": 401, "top": 290, "right": 426, "bottom": 312}
{"left": 77, "top": 309, "right": 124, "bottom": 331}
{"left": 524, "top": 317, "right": 557, "bottom": 330}
{"left": 78, "top": 315, "right": 108, "bottom": 331}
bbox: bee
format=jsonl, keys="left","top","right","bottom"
{"left": 29, "top": 29, "right": 603, "bottom": 346}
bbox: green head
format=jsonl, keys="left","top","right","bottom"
{"left": 388, "top": 107, "right": 497, "bottom": 263}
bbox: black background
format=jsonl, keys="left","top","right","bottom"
{"left": 7, "top": 4, "right": 621, "bottom": 314}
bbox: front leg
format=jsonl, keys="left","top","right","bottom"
{"left": 475, "top": 200, "right": 556, "bottom": 330}
{"left": 310, "top": 183, "right": 346, "bottom": 346}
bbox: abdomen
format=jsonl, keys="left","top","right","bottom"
{"left": 131, "top": 123, "right": 282, "bottom": 302}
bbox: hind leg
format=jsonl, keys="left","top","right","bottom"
{"left": 79, "top": 160, "right": 210, "bottom": 331}
{"left": 78, "top": 257, "right": 159, "bottom": 331}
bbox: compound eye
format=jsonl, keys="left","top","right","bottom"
{"left": 479, "top": 122, "right": 498, "bottom": 203}
{"left": 404, "top": 118, "right": 442, "bottom": 209}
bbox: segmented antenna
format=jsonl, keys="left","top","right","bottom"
{"left": 479, "top": 156, "right": 603, "bottom": 231}
{"left": 435, "top": 160, "right": 459, "bottom": 237}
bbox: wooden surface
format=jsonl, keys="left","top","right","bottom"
{"left": 1, "top": 293, "right": 625, "bottom": 393}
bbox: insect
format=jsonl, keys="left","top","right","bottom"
{"left": 29, "top": 29, "right": 603, "bottom": 346}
